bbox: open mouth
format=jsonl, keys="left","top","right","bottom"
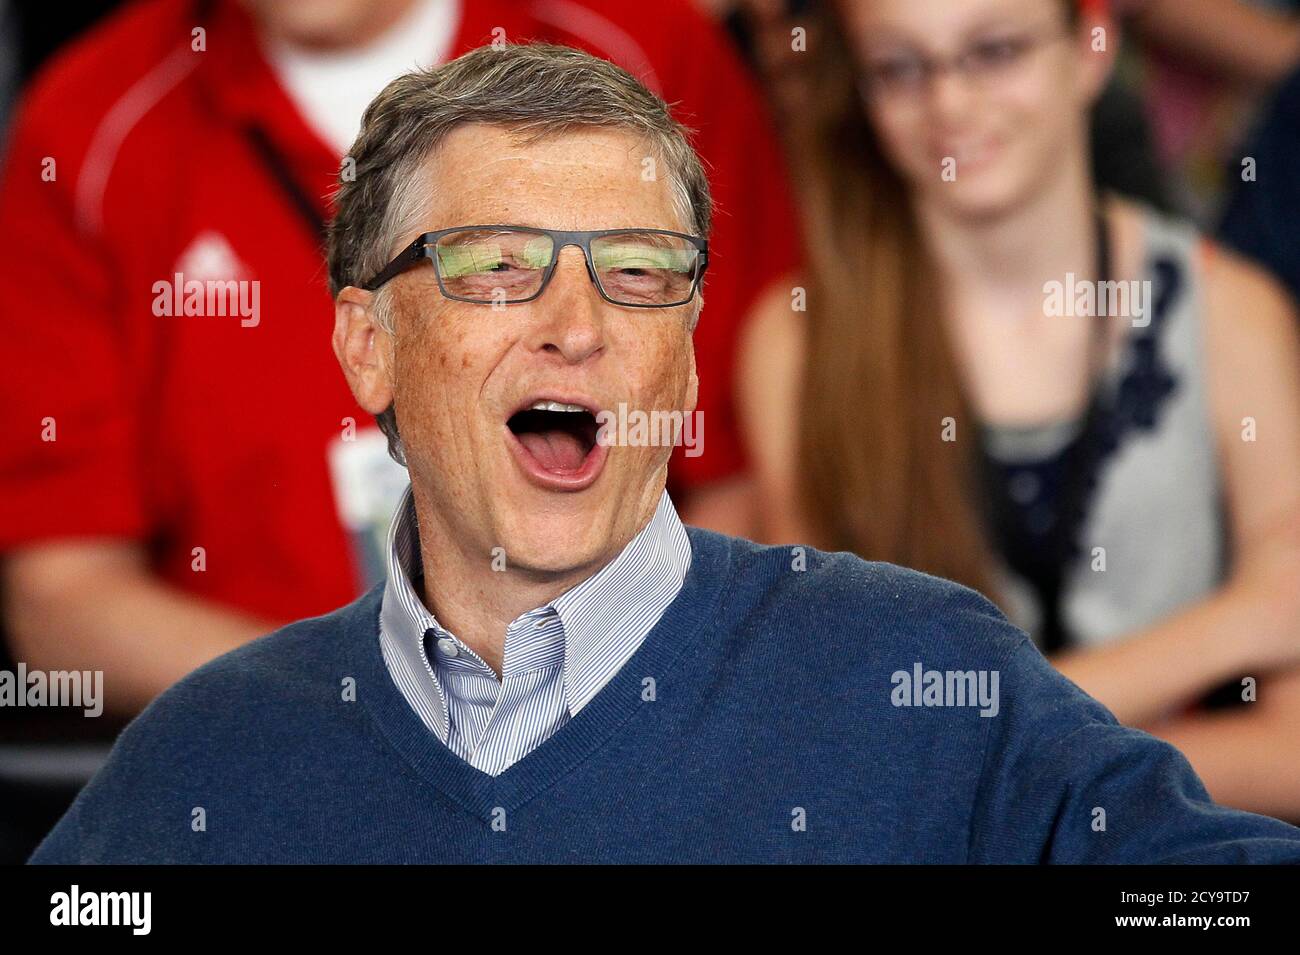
{"left": 506, "top": 400, "right": 603, "bottom": 484}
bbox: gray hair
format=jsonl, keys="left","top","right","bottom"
{"left": 327, "top": 43, "right": 714, "bottom": 465}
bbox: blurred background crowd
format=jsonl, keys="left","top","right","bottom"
{"left": 1, "top": 0, "right": 1299, "bottom": 861}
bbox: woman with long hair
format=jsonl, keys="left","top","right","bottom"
{"left": 738, "top": 0, "right": 1300, "bottom": 819}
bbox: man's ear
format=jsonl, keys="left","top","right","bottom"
{"left": 333, "top": 286, "right": 395, "bottom": 415}
{"left": 684, "top": 341, "right": 699, "bottom": 417}
{"left": 686, "top": 298, "right": 703, "bottom": 413}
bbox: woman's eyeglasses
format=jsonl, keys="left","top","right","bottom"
{"left": 362, "top": 226, "right": 709, "bottom": 309}
{"left": 859, "top": 24, "right": 1072, "bottom": 100}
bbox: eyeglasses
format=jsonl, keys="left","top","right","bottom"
{"left": 361, "top": 225, "right": 709, "bottom": 308}
{"left": 858, "top": 23, "right": 1071, "bottom": 100}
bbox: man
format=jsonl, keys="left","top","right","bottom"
{"left": 29, "top": 44, "right": 1300, "bottom": 863}
{"left": 0, "top": 0, "right": 796, "bottom": 717}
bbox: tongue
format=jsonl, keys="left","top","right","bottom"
{"left": 518, "top": 429, "right": 589, "bottom": 472}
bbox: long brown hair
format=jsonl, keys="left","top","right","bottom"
{"left": 789, "top": 5, "right": 1008, "bottom": 599}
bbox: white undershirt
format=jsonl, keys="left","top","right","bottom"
{"left": 265, "top": 0, "right": 462, "bottom": 155}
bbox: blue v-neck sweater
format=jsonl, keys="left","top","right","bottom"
{"left": 29, "top": 528, "right": 1300, "bottom": 863}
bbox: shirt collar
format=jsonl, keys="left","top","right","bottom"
{"left": 379, "top": 484, "right": 691, "bottom": 717}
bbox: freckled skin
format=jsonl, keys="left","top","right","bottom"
{"left": 334, "top": 123, "right": 700, "bottom": 659}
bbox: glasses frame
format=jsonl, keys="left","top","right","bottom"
{"left": 858, "top": 23, "right": 1071, "bottom": 100}
{"left": 360, "top": 225, "right": 710, "bottom": 309}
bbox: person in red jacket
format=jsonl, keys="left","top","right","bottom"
{"left": 0, "top": 0, "right": 800, "bottom": 716}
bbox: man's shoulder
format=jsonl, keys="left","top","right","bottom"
{"left": 693, "top": 528, "right": 1029, "bottom": 667}
{"left": 28, "top": 586, "right": 386, "bottom": 863}
{"left": 152, "top": 584, "right": 382, "bottom": 712}
{"left": 700, "top": 526, "right": 1009, "bottom": 619}
{"left": 92, "top": 585, "right": 382, "bottom": 780}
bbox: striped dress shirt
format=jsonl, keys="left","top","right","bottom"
{"left": 378, "top": 484, "right": 692, "bottom": 776}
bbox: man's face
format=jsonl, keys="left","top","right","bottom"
{"left": 378, "top": 124, "right": 700, "bottom": 577}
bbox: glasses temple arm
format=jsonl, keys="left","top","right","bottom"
{"left": 361, "top": 238, "right": 429, "bottom": 291}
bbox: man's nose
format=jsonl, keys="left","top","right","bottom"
{"left": 524, "top": 244, "right": 606, "bottom": 363}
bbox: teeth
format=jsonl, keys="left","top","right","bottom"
{"left": 528, "top": 400, "right": 587, "bottom": 413}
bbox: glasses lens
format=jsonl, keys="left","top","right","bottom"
{"left": 591, "top": 232, "right": 700, "bottom": 306}
{"left": 964, "top": 35, "right": 1034, "bottom": 79}
{"left": 862, "top": 57, "right": 927, "bottom": 96}
{"left": 434, "top": 229, "right": 554, "bottom": 301}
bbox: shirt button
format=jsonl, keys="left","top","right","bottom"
{"left": 435, "top": 637, "right": 459, "bottom": 657}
